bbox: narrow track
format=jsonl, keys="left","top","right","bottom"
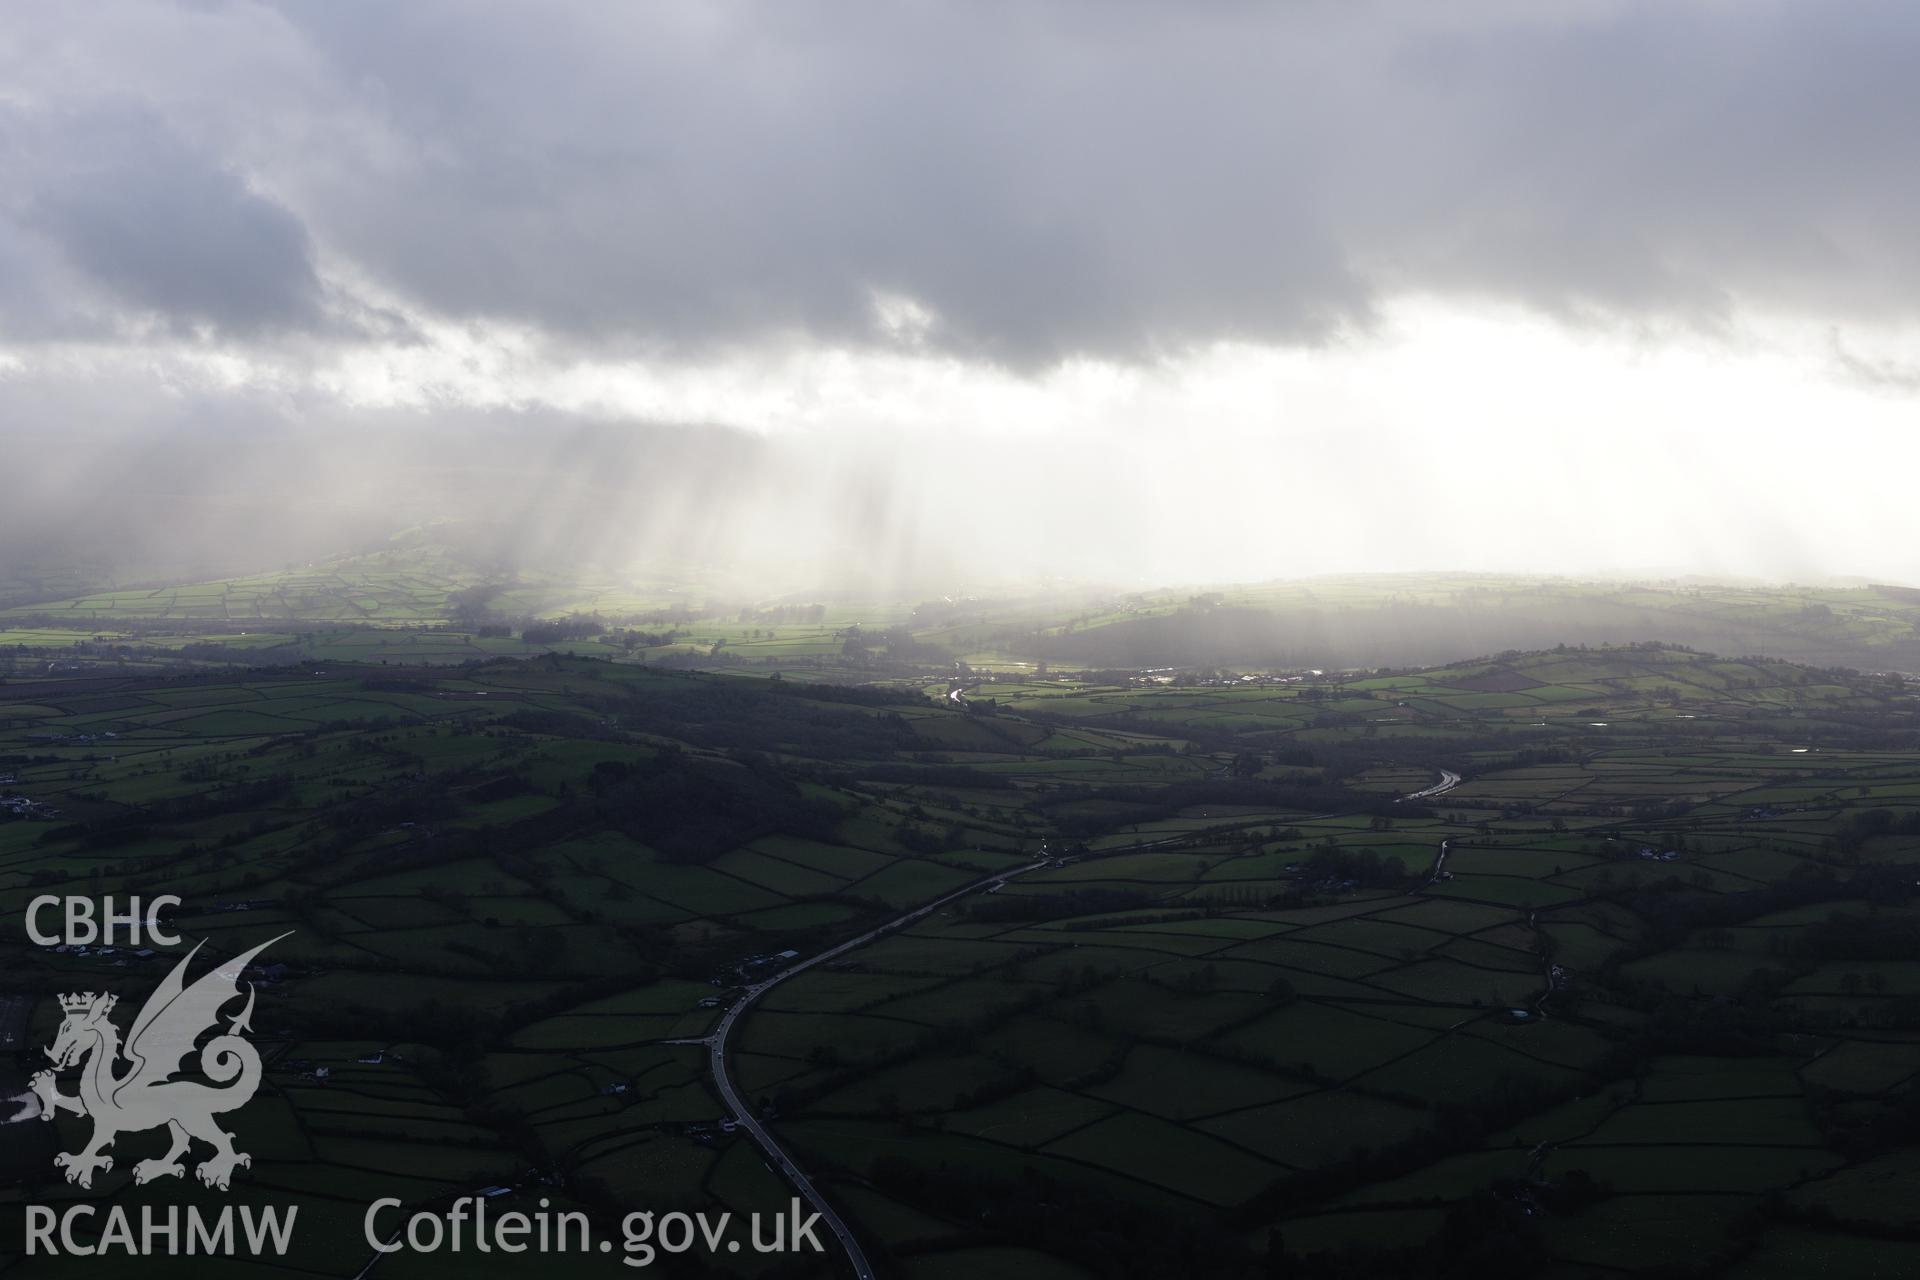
{"left": 701, "top": 854, "right": 1053, "bottom": 1278}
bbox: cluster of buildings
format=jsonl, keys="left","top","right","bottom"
{"left": 1, "top": 793, "right": 59, "bottom": 819}
{"left": 288, "top": 1046, "right": 398, "bottom": 1084}
{"left": 683, "top": 1117, "right": 741, "bottom": 1147}
{"left": 1134, "top": 670, "right": 1320, "bottom": 688}
{"left": 39, "top": 943, "right": 158, "bottom": 965}
{"left": 716, "top": 948, "right": 801, "bottom": 985}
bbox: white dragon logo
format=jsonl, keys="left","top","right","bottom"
{"left": 29, "top": 933, "right": 288, "bottom": 1191}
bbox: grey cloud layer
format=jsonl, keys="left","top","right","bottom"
{"left": 2, "top": 0, "right": 1917, "bottom": 361}
{"left": 13, "top": 107, "right": 322, "bottom": 337}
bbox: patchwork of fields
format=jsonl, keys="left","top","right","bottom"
{"left": 741, "top": 650, "right": 1920, "bottom": 1277}
{"left": 0, "top": 646, "right": 1916, "bottom": 1277}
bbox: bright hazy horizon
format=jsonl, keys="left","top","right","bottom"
{"left": 5, "top": 2, "right": 1920, "bottom": 590}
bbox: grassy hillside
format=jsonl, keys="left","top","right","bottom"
{"left": 1, "top": 645, "right": 1917, "bottom": 1276}
{"left": 1001, "top": 577, "right": 1920, "bottom": 672}
{"left": 6, "top": 538, "right": 1920, "bottom": 678}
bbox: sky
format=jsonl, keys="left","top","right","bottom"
{"left": 2, "top": 1, "right": 1919, "bottom": 590}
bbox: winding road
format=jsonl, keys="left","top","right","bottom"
{"left": 692, "top": 853, "right": 1053, "bottom": 1279}
{"left": 673, "top": 767, "right": 1468, "bottom": 1275}
{"left": 1401, "top": 768, "right": 1462, "bottom": 802}
{"left": 1402, "top": 771, "right": 1462, "bottom": 890}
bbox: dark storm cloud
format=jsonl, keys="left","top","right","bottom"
{"left": 2, "top": 106, "right": 323, "bottom": 338}
{"left": 5, "top": 1, "right": 1920, "bottom": 361}
{"left": 1358, "top": 2, "right": 1920, "bottom": 324}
